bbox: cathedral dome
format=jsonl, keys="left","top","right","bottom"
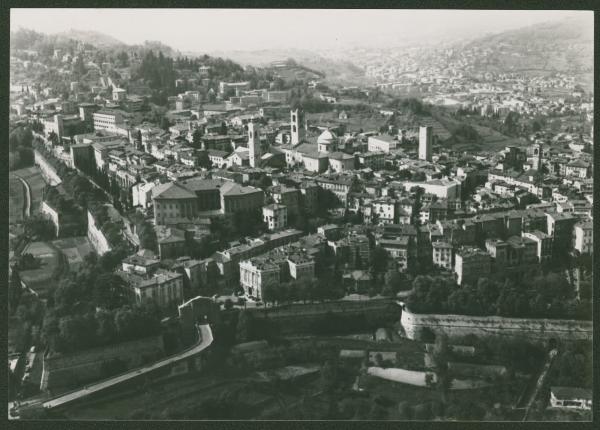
{"left": 317, "top": 129, "right": 337, "bottom": 145}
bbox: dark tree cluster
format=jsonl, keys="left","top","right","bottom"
{"left": 386, "top": 97, "right": 431, "bottom": 116}
{"left": 407, "top": 273, "right": 590, "bottom": 320}
{"left": 549, "top": 341, "right": 592, "bottom": 389}
{"left": 9, "top": 125, "right": 35, "bottom": 170}
{"left": 135, "top": 50, "right": 176, "bottom": 92}
{"left": 42, "top": 253, "right": 162, "bottom": 354}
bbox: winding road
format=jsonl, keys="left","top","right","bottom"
{"left": 40, "top": 324, "right": 213, "bottom": 410}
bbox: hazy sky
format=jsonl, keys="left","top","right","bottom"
{"left": 11, "top": 9, "right": 591, "bottom": 52}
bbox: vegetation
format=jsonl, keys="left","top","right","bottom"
{"left": 548, "top": 340, "right": 592, "bottom": 389}
{"left": 9, "top": 125, "right": 35, "bottom": 170}
{"left": 407, "top": 273, "right": 591, "bottom": 320}
{"left": 42, "top": 253, "right": 162, "bottom": 354}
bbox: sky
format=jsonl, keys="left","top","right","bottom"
{"left": 11, "top": 9, "right": 591, "bottom": 52}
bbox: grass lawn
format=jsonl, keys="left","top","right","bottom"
{"left": 19, "top": 241, "right": 62, "bottom": 295}
{"left": 51, "top": 236, "right": 94, "bottom": 273}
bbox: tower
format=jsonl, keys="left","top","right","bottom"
{"left": 248, "top": 121, "right": 261, "bottom": 168}
{"left": 54, "top": 114, "right": 65, "bottom": 139}
{"left": 418, "top": 126, "right": 432, "bottom": 161}
{"left": 531, "top": 142, "right": 543, "bottom": 171}
{"left": 290, "top": 108, "right": 306, "bottom": 146}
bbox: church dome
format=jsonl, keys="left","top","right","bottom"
{"left": 317, "top": 129, "right": 338, "bottom": 145}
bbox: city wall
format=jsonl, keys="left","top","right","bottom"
{"left": 41, "top": 335, "right": 164, "bottom": 392}
{"left": 248, "top": 298, "right": 400, "bottom": 334}
{"left": 87, "top": 210, "right": 112, "bottom": 255}
{"left": 34, "top": 149, "right": 62, "bottom": 186}
{"left": 400, "top": 308, "right": 592, "bottom": 344}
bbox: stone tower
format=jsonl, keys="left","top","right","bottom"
{"left": 248, "top": 121, "right": 261, "bottom": 167}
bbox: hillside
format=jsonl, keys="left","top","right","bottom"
{"left": 460, "top": 16, "right": 593, "bottom": 78}
{"left": 206, "top": 48, "right": 367, "bottom": 86}
{"left": 11, "top": 28, "right": 180, "bottom": 59}
{"left": 56, "top": 29, "right": 126, "bottom": 49}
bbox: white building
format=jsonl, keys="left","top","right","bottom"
{"left": 432, "top": 241, "right": 453, "bottom": 270}
{"left": 367, "top": 134, "right": 397, "bottom": 153}
{"left": 239, "top": 258, "right": 280, "bottom": 300}
{"left": 93, "top": 110, "right": 124, "bottom": 133}
{"left": 573, "top": 221, "right": 593, "bottom": 255}
{"left": 418, "top": 126, "right": 432, "bottom": 161}
{"left": 42, "top": 114, "right": 64, "bottom": 139}
{"left": 402, "top": 179, "right": 461, "bottom": 200}
{"left": 317, "top": 129, "right": 338, "bottom": 153}
{"left": 132, "top": 182, "right": 157, "bottom": 208}
{"left": 328, "top": 152, "right": 355, "bottom": 172}
{"left": 112, "top": 87, "right": 127, "bottom": 102}
{"left": 549, "top": 387, "right": 592, "bottom": 410}
{"left": 263, "top": 204, "right": 287, "bottom": 231}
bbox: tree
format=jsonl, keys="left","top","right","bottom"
{"left": 137, "top": 220, "right": 158, "bottom": 252}
{"left": 236, "top": 309, "right": 252, "bottom": 343}
{"left": 8, "top": 271, "right": 23, "bottom": 314}
{"left": 261, "top": 284, "right": 277, "bottom": 305}
{"left": 73, "top": 55, "right": 86, "bottom": 77}
{"left": 197, "top": 150, "right": 211, "bottom": 169}
{"left": 385, "top": 270, "right": 408, "bottom": 293}
{"left": 192, "top": 128, "right": 203, "bottom": 148}
{"left": 117, "top": 51, "right": 129, "bottom": 67}
{"left": 370, "top": 246, "right": 389, "bottom": 274}
{"left": 135, "top": 130, "right": 143, "bottom": 151}
{"left": 93, "top": 273, "right": 127, "bottom": 310}
{"left": 320, "top": 359, "right": 340, "bottom": 392}
{"left": 95, "top": 308, "right": 117, "bottom": 344}
{"left": 160, "top": 117, "right": 172, "bottom": 131}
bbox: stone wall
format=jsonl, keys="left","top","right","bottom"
{"left": 41, "top": 335, "right": 164, "bottom": 392}
{"left": 41, "top": 201, "right": 60, "bottom": 237}
{"left": 400, "top": 308, "right": 592, "bottom": 344}
{"left": 87, "top": 210, "right": 111, "bottom": 255}
{"left": 34, "top": 150, "right": 62, "bottom": 186}
{"left": 248, "top": 298, "right": 400, "bottom": 334}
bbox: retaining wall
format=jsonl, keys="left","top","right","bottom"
{"left": 400, "top": 308, "right": 592, "bottom": 344}
{"left": 41, "top": 335, "right": 164, "bottom": 392}
{"left": 34, "top": 150, "right": 62, "bottom": 186}
{"left": 248, "top": 298, "right": 399, "bottom": 334}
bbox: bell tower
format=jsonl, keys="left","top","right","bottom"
{"left": 248, "top": 121, "right": 261, "bottom": 167}
{"left": 290, "top": 108, "right": 306, "bottom": 146}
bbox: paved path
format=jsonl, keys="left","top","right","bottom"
{"left": 12, "top": 174, "right": 33, "bottom": 218}
{"left": 521, "top": 349, "right": 558, "bottom": 421}
{"left": 40, "top": 324, "right": 213, "bottom": 410}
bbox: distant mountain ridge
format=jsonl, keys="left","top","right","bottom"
{"left": 11, "top": 28, "right": 181, "bottom": 58}
{"left": 458, "top": 16, "right": 593, "bottom": 75}
{"left": 56, "top": 29, "right": 127, "bottom": 49}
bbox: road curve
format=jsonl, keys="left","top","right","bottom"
{"left": 13, "top": 175, "right": 32, "bottom": 218}
{"left": 42, "top": 324, "right": 213, "bottom": 410}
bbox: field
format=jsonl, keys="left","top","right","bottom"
{"left": 431, "top": 112, "right": 526, "bottom": 153}
{"left": 51, "top": 236, "right": 94, "bottom": 273}
{"left": 19, "top": 241, "right": 62, "bottom": 295}
{"left": 9, "top": 175, "right": 25, "bottom": 224}
{"left": 307, "top": 110, "right": 387, "bottom": 133}
{"left": 470, "top": 124, "right": 527, "bottom": 152}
